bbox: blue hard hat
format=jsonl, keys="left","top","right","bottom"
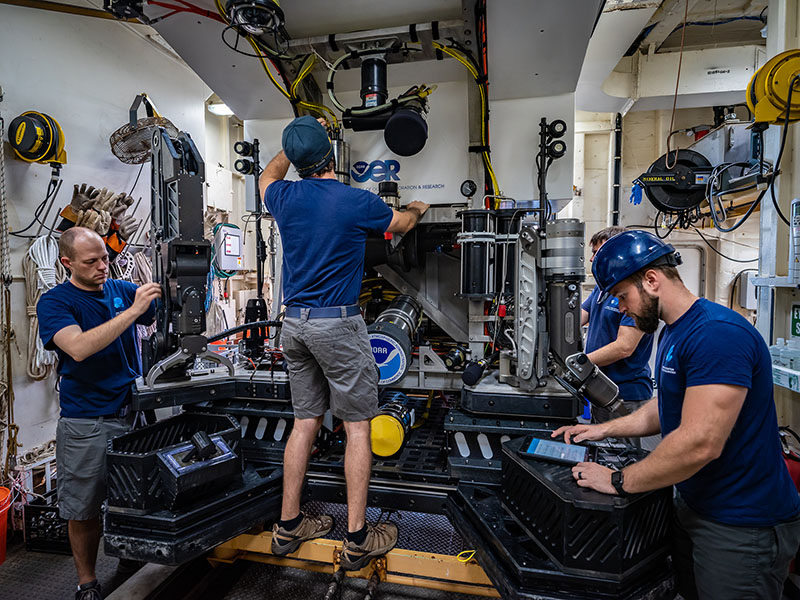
{"left": 281, "top": 116, "right": 333, "bottom": 177}
{"left": 591, "top": 230, "right": 681, "bottom": 303}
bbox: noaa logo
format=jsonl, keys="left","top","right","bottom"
{"left": 351, "top": 160, "right": 400, "bottom": 183}
{"left": 369, "top": 333, "right": 407, "bottom": 385}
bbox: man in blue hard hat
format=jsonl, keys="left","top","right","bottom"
{"left": 581, "top": 226, "right": 653, "bottom": 438}
{"left": 553, "top": 230, "right": 800, "bottom": 600}
{"left": 259, "top": 115, "right": 428, "bottom": 570}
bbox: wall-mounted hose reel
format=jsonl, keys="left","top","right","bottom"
{"left": 636, "top": 149, "right": 711, "bottom": 213}
{"left": 747, "top": 49, "right": 800, "bottom": 126}
{"left": 8, "top": 111, "right": 67, "bottom": 167}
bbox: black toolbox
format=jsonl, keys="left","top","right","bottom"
{"left": 106, "top": 412, "right": 240, "bottom": 514}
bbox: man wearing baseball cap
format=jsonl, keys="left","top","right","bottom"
{"left": 553, "top": 230, "right": 800, "bottom": 600}
{"left": 259, "top": 115, "right": 428, "bottom": 570}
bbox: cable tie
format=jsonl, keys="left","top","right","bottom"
{"left": 475, "top": 74, "right": 488, "bottom": 85}
{"left": 431, "top": 21, "right": 440, "bottom": 40}
{"left": 328, "top": 34, "right": 338, "bottom": 52}
{"left": 409, "top": 24, "right": 418, "bottom": 43}
{"left": 469, "top": 145, "right": 490, "bottom": 153}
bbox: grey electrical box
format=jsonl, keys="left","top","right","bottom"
{"left": 213, "top": 225, "right": 243, "bottom": 271}
{"left": 738, "top": 271, "right": 757, "bottom": 310}
{"left": 245, "top": 174, "right": 258, "bottom": 213}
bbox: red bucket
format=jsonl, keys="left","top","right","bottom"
{"left": 0, "top": 486, "right": 10, "bottom": 565}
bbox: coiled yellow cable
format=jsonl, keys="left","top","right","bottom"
{"left": 213, "top": 0, "right": 338, "bottom": 126}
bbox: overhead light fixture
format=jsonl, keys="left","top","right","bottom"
{"left": 207, "top": 103, "right": 234, "bottom": 116}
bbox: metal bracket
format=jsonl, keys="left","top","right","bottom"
{"left": 145, "top": 346, "right": 235, "bottom": 388}
{"left": 417, "top": 345, "right": 448, "bottom": 373}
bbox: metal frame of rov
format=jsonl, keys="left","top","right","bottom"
{"left": 106, "top": 126, "right": 674, "bottom": 599}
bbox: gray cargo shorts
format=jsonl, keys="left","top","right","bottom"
{"left": 281, "top": 312, "right": 378, "bottom": 422}
{"left": 56, "top": 416, "right": 131, "bottom": 520}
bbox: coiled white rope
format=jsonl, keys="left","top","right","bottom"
{"left": 23, "top": 236, "right": 64, "bottom": 380}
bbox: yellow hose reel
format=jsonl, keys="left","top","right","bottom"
{"left": 8, "top": 111, "right": 67, "bottom": 165}
{"left": 747, "top": 49, "right": 800, "bottom": 125}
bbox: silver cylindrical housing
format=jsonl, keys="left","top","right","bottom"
{"left": 374, "top": 295, "right": 422, "bottom": 338}
{"left": 378, "top": 181, "right": 400, "bottom": 209}
{"left": 333, "top": 139, "right": 350, "bottom": 185}
{"left": 541, "top": 219, "right": 585, "bottom": 281}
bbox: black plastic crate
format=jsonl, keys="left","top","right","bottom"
{"left": 501, "top": 436, "right": 672, "bottom": 580}
{"left": 104, "top": 465, "right": 282, "bottom": 565}
{"left": 24, "top": 491, "right": 71, "bottom": 555}
{"left": 448, "top": 484, "right": 675, "bottom": 600}
{"left": 107, "top": 412, "right": 240, "bottom": 513}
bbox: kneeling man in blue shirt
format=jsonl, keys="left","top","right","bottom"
{"left": 555, "top": 230, "right": 800, "bottom": 600}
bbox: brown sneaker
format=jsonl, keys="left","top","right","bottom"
{"left": 271, "top": 514, "right": 334, "bottom": 556}
{"left": 340, "top": 522, "right": 399, "bottom": 571}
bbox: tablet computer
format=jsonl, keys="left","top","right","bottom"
{"left": 519, "top": 436, "right": 589, "bottom": 465}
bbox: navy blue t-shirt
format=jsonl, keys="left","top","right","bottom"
{"left": 656, "top": 298, "right": 800, "bottom": 526}
{"left": 37, "top": 279, "right": 156, "bottom": 418}
{"left": 582, "top": 286, "right": 653, "bottom": 401}
{"left": 265, "top": 178, "right": 394, "bottom": 307}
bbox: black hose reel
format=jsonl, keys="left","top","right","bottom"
{"left": 637, "top": 149, "right": 712, "bottom": 213}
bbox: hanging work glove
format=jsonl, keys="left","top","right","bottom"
{"left": 93, "top": 188, "right": 118, "bottom": 213}
{"left": 59, "top": 183, "right": 100, "bottom": 228}
{"left": 110, "top": 193, "right": 135, "bottom": 220}
{"left": 70, "top": 183, "right": 99, "bottom": 212}
{"left": 74, "top": 207, "right": 112, "bottom": 235}
{"left": 117, "top": 214, "right": 140, "bottom": 242}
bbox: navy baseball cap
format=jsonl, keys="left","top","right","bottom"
{"left": 281, "top": 116, "right": 334, "bottom": 177}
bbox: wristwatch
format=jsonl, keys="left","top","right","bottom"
{"left": 611, "top": 470, "right": 630, "bottom": 497}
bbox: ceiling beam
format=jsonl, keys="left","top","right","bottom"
{"left": 643, "top": 0, "right": 705, "bottom": 50}
{"left": 0, "top": 0, "right": 139, "bottom": 21}
{"left": 603, "top": 0, "right": 662, "bottom": 12}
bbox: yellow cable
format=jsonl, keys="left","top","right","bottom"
{"left": 457, "top": 550, "right": 476, "bottom": 563}
{"left": 432, "top": 42, "right": 500, "bottom": 195}
{"left": 291, "top": 54, "right": 315, "bottom": 97}
{"left": 214, "top": 0, "right": 338, "bottom": 125}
